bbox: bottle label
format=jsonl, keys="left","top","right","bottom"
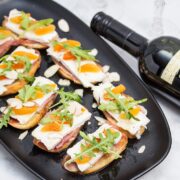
{"left": 161, "top": 50, "right": 180, "bottom": 84}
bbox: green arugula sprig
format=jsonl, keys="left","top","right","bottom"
{"left": 26, "top": 18, "right": 54, "bottom": 31}
{"left": 99, "top": 88, "right": 147, "bottom": 120}
{"left": 0, "top": 108, "right": 12, "bottom": 129}
{"left": 20, "top": 11, "right": 31, "bottom": 30}
{"left": 17, "top": 84, "right": 55, "bottom": 103}
{"left": 18, "top": 11, "right": 54, "bottom": 32}
{"left": 67, "top": 129, "right": 120, "bottom": 164}
{"left": 0, "top": 54, "right": 32, "bottom": 78}
{"left": 40, "top": 88, "right": 81, "bottom": 127}
{"left": 50, "top": 88, "right": 81, "bottom": 109}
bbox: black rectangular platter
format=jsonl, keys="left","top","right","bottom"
{"left": 0, "top": 0, "right": 172, "bottom": 180}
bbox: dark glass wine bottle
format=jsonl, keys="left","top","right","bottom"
{"left": 91, "top": 12, "right": 180, "bottom": 106}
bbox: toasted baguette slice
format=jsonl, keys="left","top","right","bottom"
{"left": 2, "top": 19, "right": 48, "bottom": 49}
{"left": 18, "top": 39, "right": 48, "bottom": 49}
{"left": 103, "top": 111, "right": 145, "bottom": 139}
{"left": 62, "top": 132, "right": 128, "bottom": 174}
{"left": 33, "top": 126, "right": 81, "bottom": 153}
{"left": 8, "top": 94, "right": 57, "bottom": 130}
{"left": 0, "top": 51, "right": 41, "bottom": 96}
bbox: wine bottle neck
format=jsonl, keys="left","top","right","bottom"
{"left": 91, "top": 12, "right": 148, "bottom": 57}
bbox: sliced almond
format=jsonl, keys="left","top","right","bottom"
{"left": 58, "top": 19, "right": 70, "bottom": 32}
{"left": 7, "top": 98, "right": 22, "bottom": 109}
{"left": 89, "top": 48, "right": 98, "bottom": 56}
{"left": 58, "top": 78, "right": 71, "bottom": 86}
{"left": 138, "top": 145, "right": 146, "bottom": 153}
{"left": 44, "top": 64, "right": 59, "bottom": 78}
{"left": 102, "top": 65, "right": 110, "bottom": 73}
{"left": 74, "top": 89, "right": 84, "bottom": 97}
{"left": 94, "top": 116, "right": 107, "bottom": 126}
{"left": 18, "top": 130, "right": 28, "bottom": 140}
{"left": 103, "top": 72, "right": 120, "bottom": 83}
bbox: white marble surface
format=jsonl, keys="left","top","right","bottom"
{"left": 0, "top": 0, "right": 180, "bottom": 179}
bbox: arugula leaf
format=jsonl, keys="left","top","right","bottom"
{"left": 17, "top": 83, "right": 56, "bottom": 103}
{"left": 17, "top": 85, "right": 36, "bottom": 103}
{"left": 13, "top": 55, "right": 31, "bottom": 72}
{"left": 51, "top": 88, "right": 81, "bottom": 109}
{"left": 99, "top": 88, "right": 147, "bottom": 120}
{"left": 99, "top": 101, "right": 119, "bottom": 112}
{"left": 20, "top": 11, "right": 31, "bottom": 30}
{"left": 18, "top": 73, "right": 35, "bottom": 83}
{"left": 26, "top": 18, "right": 54, "bottom": 31}
{"left": 40, "top": 117, "right": 53, "bottom": 125}
{"left": 67, "top": 129, "right": 120, "bottom": 164}
{"left": 0, "top": 108, "right": 12, "bottom": 129}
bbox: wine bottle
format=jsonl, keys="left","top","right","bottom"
{"left": 91, "top": 12, "right": 180, "bottom": 106}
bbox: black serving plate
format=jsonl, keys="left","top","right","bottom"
{"left": 0, "top": 0, "right": 172, "bottom": 179}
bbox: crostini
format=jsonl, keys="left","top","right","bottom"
{"left": 62, "top": 123, "right": 128, "bottom": 174}
{"left": 0, "top": 76, "right": 58, "bottom": 130}
{"left": 32, "top": 88, "right": 91, "bottom": 153}
{"left": 0, "top": 46, "right": 41, "bottom": 96}
{"left": 47, "top": 39, "right": 106, "bottom": 88}
{"left": 93, "top": 82, "right": 150, "bottom": 139}
{"left": 0, "top": 26, "right": 19, "bottom": 57}
{"left": 3, "top": 9, "right": 59, "bottom": 49}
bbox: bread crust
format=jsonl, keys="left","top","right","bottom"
{"left": 103, "top": 112, "right": 145, "bottom": 139}
{"left": 0, "top": 51, "right": 41, "bottom": 96}
{"left": 2, "top": 19, "right": 48, "bottom": 49}
{"left": 62, "top": 133, "right": 128, "bottom": 174}
{"left": 8, "top": 94, "right": 57, "bottom": 130}
{"left": 33, "top": 126, "right": 81, "bottom": 153}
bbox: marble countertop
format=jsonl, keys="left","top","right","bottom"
{"left": 0, "top": 0, "right": 179, "bottom": 179}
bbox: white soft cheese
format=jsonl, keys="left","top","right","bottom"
{"left": 67, "top": 124, "right": 122, "bottom": 172}
{"left": 32, "top": 101, "right": 91, "bottom": 150}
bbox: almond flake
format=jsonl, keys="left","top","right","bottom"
{"left": 18, "top": 130, "right": 28, "bottom": 141}
{"left": 88, "top": 48, "right": 98, "bottom": 56}
{"left": 103, "top": 72, "right": 120, "bottom": 83}
{"left": 7, "top": 98, "right": 22, "bottom": 109}
{"left": 74, "top": 89, "right": 84, "bottom": 97}
{"left": 58, "top": 78, "right": 71, "bottom": 86}
{"left": 138, "top": 145, "right": 146, "bottom": 153}
{"left": 92, "top": 103, "right": 97, "bottom": 108}
{"left": 44, "top": 64, "right": 59, "bottom": 78}
{"left": 94, "top": 116, "right": 106, "bottom": 126}
{"left": 102, "top": 65, "right": 110, "bottom": 73}
{"left": 58, "top": 19, "right": 70, "bottom": 32}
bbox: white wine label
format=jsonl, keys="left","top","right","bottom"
{"left": 161, "top": 50, "right": 180, "bottom": 84}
